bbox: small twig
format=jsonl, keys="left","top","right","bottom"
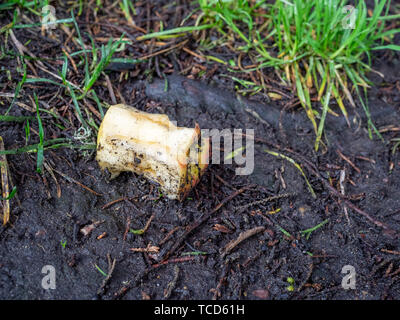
{"left": 211, "top": 263, "right": 230, "bottom": 300}
{"left": 337, "top": 149, "right": 361, "bottom": 174}
{"left": 102, "top": 197, "right": 131, "bottom": 210}
{"left": 221, "top": 226, "right": 265, "bottom": 258}
{"left": 356, "top": 155, "right": 376, "bottom": 164}
{"left": 152, "top": 256, "right": 199, "bottom": 269}
{"left": 123, "top": 216, "right": 131, "bottom": 241}
{"left": 369, "top": 259, "right": 391, "bottom": 277}
{"left": 164, "top": 265, "right": 180, "bottom": 299}
{"left": 5, "top": 162, "right": 21, "bottom": 209}
{"left": 97, "top": 232, "right": 107, "bottom": 240}
{"left": 61, "top": 47, "right": 79, "bottom": 74}
{"left": 130, "top": 214, "right": 155, "bottom": 235}
{"left": 381, "top": 249, "right": 400, "bottom": 255}
{"left": 9, "top": 29, "right": 38, "bottom": 76}
{"left": 53, "top": 169, "right": 102, "bottom": 196}
{"left": 104, "top": 73, "right": 117, "bottom": 104}
{"left": 235, "top": 192, "right": 295, "bottom": 212}
{"left": 113, "top": 268, "right": 151, "bottom": 299}
{"left": 139, "top": 40, "right": 189, "bottom": 60}
{"left": 43, "top": 162, "right": 61, "bottom": 198}
{"left": 159, "top": 226, "right": 181, "bottom": 245}
{"left": 213, "top": 172, "right": 238, "bottom": 191}
{"left": 97, "top": 253, "right": 117, "bottom": 297}
{"left": 297, "top": 262, "right": 313, "bottom": 292}
{"left": 130, "top": 244, "right": 159, "bottom": 253}
{"left": 142, "top": 214, "right": 155, "bottom": 234}
{"left": 388, "top": 267, "right": 400, "bottom": 278}
{"left": 117, "top": 220, "right": 200, "bottom": 299}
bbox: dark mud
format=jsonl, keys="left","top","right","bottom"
{"left": 1, "top": 0, "right": 400, "bottom": 299}
{"left": 1, "top": 61, "right": 400, "bottom": 299}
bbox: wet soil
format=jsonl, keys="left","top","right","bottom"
{"left": 0, "top": 1, "right": 400, "bottom": 300}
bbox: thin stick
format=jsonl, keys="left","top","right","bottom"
{"left": 235, "top": 192, "right": 295, "bottom": 212}
{"left": 102, "top": 197, "right": 130, "bottom": 210}
{"left": 43, "top": 162, "right": 61, "bottom": 198}
{"left": 164, "top": 265, "right": 180, "bottom": 299}
{"left": 222, "top": 226, "right": 266, "bottom": 257}
{"left": 159, "top": 226, "right": 181, "bottom": 245}
{"left": 97, "top": 253, "right": 117, "bottom": 297}
{"left": 337, "top": 149, "right": 361, "bottom": 174}
{"left": 152, "top": 256, "right": 198, "bottom": 269}
{"left": 381, "top": 249, "right": 400, "bottom": 255}
{"left": 53, "top": 169, "right": 102, "bottom": 196}
{"left": 139, "top": 40, "right": 188, "bottom": 60}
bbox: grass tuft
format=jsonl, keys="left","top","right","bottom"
{"left": 144, "top": 0, "right": 400, "bottom": 150}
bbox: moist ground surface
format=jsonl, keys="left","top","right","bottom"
{"left": 0, "top": 1, "right": 399, "bottom": 300}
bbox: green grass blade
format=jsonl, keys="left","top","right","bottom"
{"left": 265, "top": 150, "right": 316, "bottom": 198}
{"left": 34, "top": 93, "right": 44, "bottom": 174}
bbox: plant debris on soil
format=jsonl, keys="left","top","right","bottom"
{"left": 0, "top": 0, "right": 400, "bottom": 300}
